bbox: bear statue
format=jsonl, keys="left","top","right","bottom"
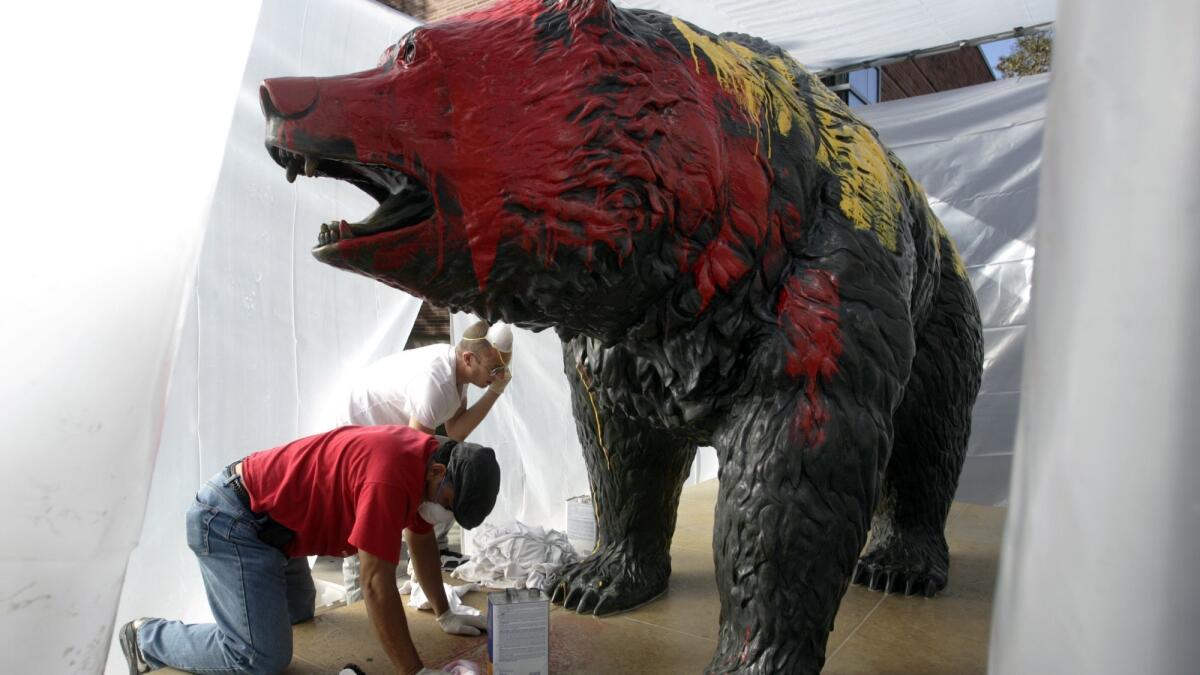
{"left": 260, "top": 0, "right": 983, "bottom": 671}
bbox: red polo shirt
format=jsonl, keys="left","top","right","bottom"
{"left": 240, "top": 425, "right": 436, "bottom": 563}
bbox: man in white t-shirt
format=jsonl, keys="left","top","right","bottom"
{"left": 338, "top": 319, "right": 513, "bottom": 602}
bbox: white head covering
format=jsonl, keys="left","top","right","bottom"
{"left": 486, "top": 322, "right": 513, "bottom": 353}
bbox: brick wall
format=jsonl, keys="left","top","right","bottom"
{"left": 425, "top": 0, "right": 495, "bottom": 20}
{"left": 880, "top": 46, "right": 993, "bottom": 101}
{"left": 407, "top": 302, "right": 451, "bottom": 348}
{"left": 377, "top": 0, "right": 494, "bottom": 21}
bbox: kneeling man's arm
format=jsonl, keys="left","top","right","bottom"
{"left": 359, "top": 549, "right": 423, "bottom": 674}
{"left": 407, "top": 529, "right": 487, "bottom": 636}
{"left": 406, "top": 528, "right": 450, "bottom": 615}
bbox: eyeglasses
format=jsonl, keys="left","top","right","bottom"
{"left": 488, "top": 347, "right": 509, "bottom": 377}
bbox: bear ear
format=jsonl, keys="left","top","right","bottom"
{"left": 559, "top": 0, "right": 616, "bottom": 25}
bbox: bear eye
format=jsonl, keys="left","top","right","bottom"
{"left": 402, "top": 40, "right": 417, "bottom": 65}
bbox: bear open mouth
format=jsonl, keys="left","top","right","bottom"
{"left": 266, "top": 145, "right": 435, "bottom": 249}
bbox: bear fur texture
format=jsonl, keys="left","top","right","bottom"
{"left": 261, "top": 1, "right": 984, "bottom": 671}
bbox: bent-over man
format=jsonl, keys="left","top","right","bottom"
{"left": 117, "top": 425, "right": 500, "bottom": 675}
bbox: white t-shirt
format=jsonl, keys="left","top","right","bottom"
{"left": 339, "top": 344, "right": 465, "bottom": 430}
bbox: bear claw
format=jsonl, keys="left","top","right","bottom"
{"left": 545, "top": 544, "right": 669, "bottom": 616}
{"left": 852, "top": 540, "right": 948, "bottom": 597}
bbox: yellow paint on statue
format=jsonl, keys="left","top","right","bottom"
{"left": 576, "top": 362, "right": 613, "bottom": 472}
{"left": 906, "top": 174, "right": 969, "bottom": 279}
{"left": 811, "top": 100, "right": 901, "bottom": 252}
{"left": 672, "top": 18, "right": 801, "bottom": 156}
{"left": 670, "top": 19, "right": 962, "bottom": 255}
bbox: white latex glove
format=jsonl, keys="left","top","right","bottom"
{"left": 437, "top": 609, "right": 488, "bottom": 636}
{"left": 443, "top": 659, "right": 481, "bottom": 675}
{"left": 488, "top": 366, "right": 511, "bottom": 395}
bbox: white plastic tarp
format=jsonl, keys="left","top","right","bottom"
{"left": 620, "top": 0, "right": 1056, "bottom": 72}
{"left": 0, "top": 3, "right": 259, "bottom": 673}
{"left": 107, "top": 2, "right": 423, "bottom": 673}
{"left": 990, "top": 0, "right": 1200, "bottom": 672}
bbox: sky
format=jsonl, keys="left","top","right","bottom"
{"left": 980, "top": 38, "right": 1018, "bottom": 79}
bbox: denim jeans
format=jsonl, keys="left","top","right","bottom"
{"left": 137, "top": 468, "right": 316, "bottom": 675}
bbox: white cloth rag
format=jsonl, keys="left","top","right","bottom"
{"left": 338, "top": 664, "right": 477, "bottom": 675}
{"left": 397, "top": 579, "right": 481, "bottom": 615}
{"left": 442, "top": 659, "right": 481, "bottom": 675}
{"left": 451, "top": 521, "right": 579, "bottom": 589}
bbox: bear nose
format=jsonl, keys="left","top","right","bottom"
{"left": 260, "top": 77, "right": 319, "bottom": 119}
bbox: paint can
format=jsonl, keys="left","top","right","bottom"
{"left": 487, "top": 588, "right": 550, "bottom": 675}
{"left": 565, "top": 494, "right": 596, "bottom": 555}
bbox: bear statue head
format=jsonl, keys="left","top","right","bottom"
{"left": 261, "top": 0, "right": 791, "bottom": 343}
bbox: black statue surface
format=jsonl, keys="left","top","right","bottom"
{"left": 260, "top": 1, "right": 984, "bottom": 671}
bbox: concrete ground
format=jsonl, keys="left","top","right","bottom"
{"left": 160, "top": 478, "right": 1003, "bottom": 673}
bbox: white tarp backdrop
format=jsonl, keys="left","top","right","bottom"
{"left": 0, "top": 2, "right": 259, "bottom": 673}
{"left": 990, "top": 0, "right": 1200, "bottom": 672}
{"left": 106, "top": 2, "right": 422, "bottom": 673}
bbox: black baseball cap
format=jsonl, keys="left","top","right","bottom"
{"left": 440, "top": 439, "right": 500, "bottom": 529}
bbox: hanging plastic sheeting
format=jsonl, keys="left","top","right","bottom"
{"left": 618, "top": 0, "right": 1055, "bottom": 72}
{"left": 858, "top": 74, "right": 1049, "bottom": 505}
{"left": 0, "top": 2, "right": 258, "bottom": 672}
{"left": 106, "top": 1, "right": 424, "bottom": 672}
{"left": 990, "top": 1, "right": 1200, "bottom": 673}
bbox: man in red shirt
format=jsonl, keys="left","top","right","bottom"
{"left": 117, "top": 425, "right": 501, "bottom": 675}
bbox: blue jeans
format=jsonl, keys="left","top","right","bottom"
{"left": 137, "top": 468, "right": 316, "bottom": 674}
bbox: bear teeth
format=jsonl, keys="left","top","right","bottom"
{"left": 317, "top": 220, "right": 355, "bottom": 247}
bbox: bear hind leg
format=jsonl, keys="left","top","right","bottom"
{"left": 855, "top": 271, "right": 983, "bottom": 596}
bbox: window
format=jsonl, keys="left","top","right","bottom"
{"left": 821, "top": 68, "right": 880, "bottom": 108}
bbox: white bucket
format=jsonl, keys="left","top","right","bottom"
{"left": 565, "top": 494, "right": 597, "bottom": 555}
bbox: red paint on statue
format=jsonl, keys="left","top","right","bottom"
{"left": 264, "top": 0, "right": 785, "bottom": 312}
{"left": 777, "top": 270, "right": 842, "bottom": 446}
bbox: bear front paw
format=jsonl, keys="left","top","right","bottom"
{"left": 545, "top": 544, "right": 669, "bottom": 616}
